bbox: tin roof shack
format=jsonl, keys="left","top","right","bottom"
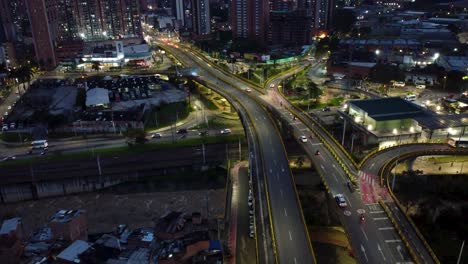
{"left": 126, "top": 228, "right": 155, "bottom": 249}
{"left": 0, "top": 217, "right": 23, "bottom": 264}
{"left": 50, "top": 210, "right": 88, "bottom": 242}
{"left": 56, "top": 240, "right": 91, "bottom": 263}
{"left": 79, "top": 234, "right": 122, "bottom": 263}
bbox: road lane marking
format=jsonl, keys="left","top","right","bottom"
{"left": 385, "top": 239, "right": 402, "bottom": 243}
{"left": 345, "top": 196, "right": 353, "bottom": 207}
{"left": 373, "top": 217, "right": 389, "bottom": 221}
{"left": 370, "top": 210, "right": 384, "bottom": 214}
{"left": 289, "top": 230, "right": 293, "bottom": 240}
{"left": 397, "top": 245, "right": 404, "bottom": 260}
{"left": 284, "top": 208, "right": 288, "bottom": 217}
{"left": 360, "top": 227, "right": 368, "bottom": 241}
{"left": 320, "top": 165, "right": 325, "bottom": 170}
{"left": 378, "top": 227, "right": 395, "bottom": 230}
{"left": 333, "top": 173, "right": 338, "bottom": 182}
{"left": 294, "top": 258, "right": 297, "bottom": 264}
{"left": 360, "top": 244, "right": 369, "bottom": 262}
{"left": 280, "top": 189, "right": 283, "bottom": 198}
{"left": 281, "top": 167, "right": 285, "bottom": 172}
{"left": 377, "top": 244, "right": 387, "bottom": 261}
{"left": 370, "top": 163, "right": 375, "bottom": 169}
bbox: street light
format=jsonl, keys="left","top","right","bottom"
{"left": 443, "top": 75, "right": 447, "bottom": 90}
{"left": 375, "top": 49, "right": 380, "bottom": 55}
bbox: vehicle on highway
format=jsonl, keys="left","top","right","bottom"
{"left": 2, "top": 156, "right": 16, "bottom": 162}
{"left": 2, "top": 124, "right": 8, "bottom": 131}
{"left": 9, "top": 123, "right": 15, "bottom": 129}
{"left": 244, "top": 88, "right": 252, "bottom": 93}
{"left": 404, "top": 94, "right": 416, "bottom": 101}
{"left": 151, "top": 133, "right": 162, "bottom": 139}
{"left": 220, "top": 128, "right": 231, "bottom": 134}
{"left": 315, "top": 150, "right": 320, "bottom": 155}
{"left": 299, "top": 135, "right": 308, "bottom": 143}
{"left": 448, "top": 136, "right": 468, "bottom": 148}
{"left": 176, "top": 128, "right": 187, "bottom": 134}
{"left": 346, "top": 181, "right": 355, "bottom": 193}
{"left": 322, "top": 107, "right": 330, "bottom": 112}
{"left": 270, "top": 84, "right": 275, "bottom": 88}
{"left": 335, "top": 194, "right": 347, "bottom": 207}
{"left": 7, "top": 106, "right": 12, "bottom": 110}
{"left": 360, "top": 213, "right": 365, "bottom": 222}
{"left": 31, "top": 140, "right": 48, "bottom": 149}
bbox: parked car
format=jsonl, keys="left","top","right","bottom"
{"left": 2, "top": 156, "right": 16, "bottom": 162}
{"left": 416, "top": 84, "right": 426, "bottom": 89}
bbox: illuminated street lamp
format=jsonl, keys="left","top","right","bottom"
{"left": 375, "top": 49, "right": 380, "bottom": 55}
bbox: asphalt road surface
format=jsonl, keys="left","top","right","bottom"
{"left": 161, "top": 42, "right": 316, "bottom": 263}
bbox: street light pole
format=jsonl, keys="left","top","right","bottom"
{"left": 456, "top": 240, "right": 465, "bottom": 264}
{"left": 443, "top": 76, "right": 447, "bottom": 91}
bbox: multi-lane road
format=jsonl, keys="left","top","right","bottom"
{"left": 162, "top": 40, "right": 446, "bottom": 264}
{"left": 159, "top": 42, "right": 316, "bottom": 263}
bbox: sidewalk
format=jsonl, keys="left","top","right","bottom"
{"left": 228, "top": 161, "right": 248, "bottom": 264}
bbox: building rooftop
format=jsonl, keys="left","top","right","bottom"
{"left": 349, "top": 97, "right": 425, "bottom": 121}
{"left": 414, "top": 114, "right": 468, "bottom": 129}
{"left": 50, "top": 209, "right": 85, "bottom": 224}
{"left": 0, "top": 217, "right": 21, "bottom": 235}
{"left": 57, "top": 240, "right": 91, "bottom": 262}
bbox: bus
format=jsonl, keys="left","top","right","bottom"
{"left": 404, "top": 94, "right": 416, "bottom": 101}
{"left": 31, "top": 140, "right": 48, "bottom": 149}
{"left": 448, "top": 137, "right": 468, "bottom": 148}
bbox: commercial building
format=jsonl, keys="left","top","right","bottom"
{"left": 340, "top": 97, "right": 468, "bottom": 148}
{"left": 56, "top": 240, "right": 91, "bottom": 263}
{"left": 231, "top": 0, "right": 270, "bottom": 48}
{"left": 49, "top": 209, "right": 88, "bottom": 241}
{"left": 0, "top": 42, "right": 17, "bottom": 68}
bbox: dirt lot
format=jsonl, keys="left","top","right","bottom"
{"left": 0, "top": 189, "right": 225, "bottom": 236}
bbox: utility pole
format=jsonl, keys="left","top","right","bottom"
{"left": 238, "top": 137, "right": 242, "bottom": 161}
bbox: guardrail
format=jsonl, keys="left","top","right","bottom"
{"left": 378, "top": 149, "right": 468, "bottom": 264}
{"left": 267, "top": 107, "right": 317, "bottom": 264}
{"left": 165, "top": 45, "right": 282, "bottom": 263}
{"left": 287, "top": 106, "right": 358, "bottom": 184}
{"left": 358, "top": 142, "right": 450, "bottom": 168}
{"left": 378, "top": 199, "right": 420, "bottom": 264}
{"left": 276, "top": 83, "right": 359, "bottom": 171}
{"left": 181, "top": 44, "right": 265, "bottom": 92}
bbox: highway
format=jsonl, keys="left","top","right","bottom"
{"left": 264, "top": 74, "right": 416, "bottom": 263}
{"left": 361, "top": 143, "right": 464, "bottom": 264}
{"left": 159, "top": 42, "right": 316, "bottom": 263}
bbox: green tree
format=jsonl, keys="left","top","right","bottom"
{"left": 307, "top": 81, "right": 322, "bottom": 102}
{"left": 369, "top": 64, "right": 405, "bottom": 84}
{"left": 126, "top": 128, "right": 147, "bottom": 145}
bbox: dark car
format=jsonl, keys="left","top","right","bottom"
{"left": 176, "top": 128, "right": 187, "bottom": 134}
{"left": 346, "top": 181, "right": 355, "bottom": 193}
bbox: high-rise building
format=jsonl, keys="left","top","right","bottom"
{"left": 296, "top": 0, "right": 334, "bottom": 33}
{"left": 192, "top": 0, "right": 211, "bottom": 35}
{"left": 270, "top": 0, "right": 296, "bottom": 11}
{"left": 269, "top": 9, "right": 312, "bottom": 46}
{"left": 26, "top": 0, "right": 57, "bottom": 69}
{"left": 231, "top": 0, "right": 269, "bottom": 48}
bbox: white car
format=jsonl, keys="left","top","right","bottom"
{"left": 244, "top": 88, "right": 252, "bottom": 93}
{"left": 220, "top": 128, "right": 231, "bottom": 134}
{"left": 416, "top": 84, "right": 426, "bottom": 89}
{"left": 299, "top": 135, "right": 308, "bottom": 143}
{"left": 2, "top": 124, "right": 8, "bottom": 131}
